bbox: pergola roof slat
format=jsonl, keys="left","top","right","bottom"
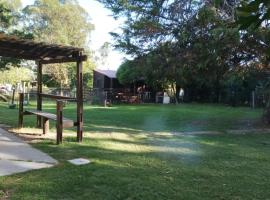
{"left": 0, "top": 33, "right": 87, "bottom": 64}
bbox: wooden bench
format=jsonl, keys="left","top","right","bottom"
{"left": 18, "top": 93, "right": 75, "bottom": 144}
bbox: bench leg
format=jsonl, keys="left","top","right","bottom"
{"left": 56, "top": 123, "right": 63, "bottom": 144}
{"left": 37, "top": 116, "right": 42, "bottom": 128}
{"left": 43, "top": 118, "right": 49, "bottom": 135}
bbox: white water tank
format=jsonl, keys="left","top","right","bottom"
{"left": 163, "top": 92, "right": 170, "bottom": 104}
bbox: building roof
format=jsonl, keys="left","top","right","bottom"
{"left": 94, "top": 69, "right": 117, "bottom": 79}
{"left": 0, "top": 33, "right": 87, "bottom": 64}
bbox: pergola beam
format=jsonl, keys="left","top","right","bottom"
{"left": 0, "top": 33, "right": 85, "bottom": 61}
{"left": 39, "top": 55, "right": 87, "bottom": 64}
{"left": 0, "top": 50, "right": 41, "bottom": 60}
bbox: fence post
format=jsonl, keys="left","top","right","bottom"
{"left": 104, "top": 91, "right": 108, "bottom": 107}
{"left": 18, "top": 93, "right": 24, "bottom": 128}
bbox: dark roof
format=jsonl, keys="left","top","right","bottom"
{"left": 94, "top": 69, "right": 117, "bottom": 78}
{"left": 0, "top": 33, "right": 87, "bottom": 64}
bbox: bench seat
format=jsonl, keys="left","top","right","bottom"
{"left": 25, "top": 110, "right": 74, "bottom": 128}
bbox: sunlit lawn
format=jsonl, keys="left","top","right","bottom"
{"left": 0, "top": 102, "right": 270, "bottom": 199}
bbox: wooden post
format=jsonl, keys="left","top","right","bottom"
{"left": 104, "top": 91, "right": 107, "bottom": 107}
{"left": 18, "top": 93, "right": 24, "bottom": 128}
{"left": 11, "top": 87, "right": 15, "bottom": 105}
{"left": 76, "top": 58, "right": 83, "bottom": 142}
{"left": 252, "top": 91, "right": 255, "bottom": 109}
{"left": 43, "top": 118, "right": 49, "bottom": 135}
{"left": 56, "top": 100, "right": 63, "bottom": 144}
{"left": 37, "top": 61, "right": 42, "bottom": 128}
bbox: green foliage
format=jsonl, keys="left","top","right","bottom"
{"left": 0, "top": 2, "right": 19, "bottom": 69}
{"left": 0, "top": 0, "right": 22, "bottom": 11}
{"left": 0, "top": 66, "right": 35, "bottom": 85}
{"left": 110, "top": 2, "right": 244, "bottom": 102}
{"left": 237, "top": 0, "right": 270, "bottom": 29}
{"left": 236, "top": 0, "right": 270, "bottom": 120}
{"left": 0, "top": 0, "right": 34, "bottom": 69}
{"left": 95, "top": 42, "right": 111, "bottom": 67}
{"left": 98, "top": 0, "right": 201, "bottom": 55}
{"left": 116, "top": 59, "right": 142, "bottom": 85}
{"left": 22, "top": 0, "right": 95, "bottom": 87}
{"left": 69, "top": 59, "right": 96, "bottom": 88}
{"left": 0, "top": 3, "right": 12, "bottom": 31}
{"left": 23, "top": 0, "right": 94, "bottom": 47}
{"left": 100, "top": 0, "right": 269, "bottom": 104}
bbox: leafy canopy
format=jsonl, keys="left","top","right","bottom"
{"left": 237, "top": 0, "right": 270, "bottom": 29}
{"left": 22, "top": 0, "right": 95, "bottom": 87}
{"left": 0, "top": 65, "right": 35, "bottom": 85}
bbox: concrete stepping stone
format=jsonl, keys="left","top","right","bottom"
{"left": 68, "top": 158, "right": 91, "bottom": 165}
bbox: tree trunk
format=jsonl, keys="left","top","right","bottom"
{"left": 172, "top": 83, "right": 181, "bottom": 104}
{"left": 263, "top": 95, "right": 270, "bottom": 124}
{"left": 215, "top": 78, "right": 220, "bottom": 103}
{"left": 176, "top": 85, "right": 181, "bottom": 103}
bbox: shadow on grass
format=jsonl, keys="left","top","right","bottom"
{"left": 2, "top": 133, "right": 269, "bottom": 200}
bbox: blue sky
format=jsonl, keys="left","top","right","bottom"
{"left": 21, "top": 0, "right": 125, "bottom": 70}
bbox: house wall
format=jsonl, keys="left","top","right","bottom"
{"left": 93, "top": 71, "right": 124, "bottom": 90}
{"left": 93, "top": 71, "right": 105, "bottom": 89}
{"left": 104, "top": 76, "right": 111, "bottom": 88}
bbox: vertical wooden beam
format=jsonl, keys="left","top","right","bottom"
{"left": 37, "top": 61, "right": 42, "bottom": 128}
{"left": 110, "top": 78, "right": 113, "bottom": 89}
{"left": 18, "top": 93, "right": 24, "bottom": 128}
{"left": 76, "top": 58, "right": 83, "bottom": 142}
{"left": 56, "top": 100, "right": 63, "bottom": 144}
{"left": 42, "top": 118, "right": 49, "bottom": 135}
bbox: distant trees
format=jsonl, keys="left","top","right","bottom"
{"left": 22, "top": 0, "right": 94, "bottom": 47}
{"left": 237, "top": 0, "right": 270, "bottom": 30}
{"left": 236, "top": 0, "right": 270, "bottom": 120}
{"left": 22, "top": 0, "right": 95, "bottom": 88}
{"left": 116, "top": 59, "right": 142, "bottom": 85}
{"left": 0, "top": 0, "right": 33, "bottom": 69}
{"left": 0, "top": 66, "right": 34, "bottom": 85}
{"left": 0, "top": 0, "right": 22, "bottom": 33}
{"left": 0, "top": 0, "right": 96, "bottom": 88}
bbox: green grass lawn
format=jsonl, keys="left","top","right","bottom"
{"left": 0, "top": 102, "right": 270, "bottom": 199}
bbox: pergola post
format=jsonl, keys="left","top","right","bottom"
{"left": 37, "top": 61, "right": 42, "bottom": 128}
{"left": 76, "top": 57, "right": 83, "bottom": 142}
{"left": 18, "top": 93, "right": 24, "bottom": 128}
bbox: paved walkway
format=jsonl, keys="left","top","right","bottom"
{"left": 0, "top": 128, "right": 58, "bottom": 176}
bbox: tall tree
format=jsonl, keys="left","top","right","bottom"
{"left": 0, "top": 0, "right": 33, "bottom": 69}
{"left": 236, "top": 0, "right": 270, "bottom": 121}
{"left": 99, "top": 0, "right": 202, "bottom": 55}
{"left": 22, "top": 0, "right": 95, "bottom": 87}
{"left": 95, "top": 42, "right": 111, "bottom": 68}
{"left": 99, "top": 0, "right": 244, "bottom": 102}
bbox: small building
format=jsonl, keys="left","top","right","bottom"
{"left": 92, "top": 69, "right": 155, "bottom": 103}
{"left": 93, "top": 69, "right": 123, "bottom": 91}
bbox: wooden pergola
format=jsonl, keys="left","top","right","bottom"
{"left": 0, "top": 33, "right": 87, "bottom": 142}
